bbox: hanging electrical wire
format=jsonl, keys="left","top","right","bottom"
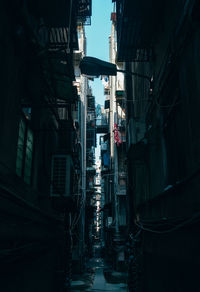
{"left": 71, "top": 194, "right": 86, "bottom": 231}
{"left": 135, "top": 211, "right": 200, "bottom": 234}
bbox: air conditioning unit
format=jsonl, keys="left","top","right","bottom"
{"left": 87, "top": 113, "right": 95, "bottom": 121}
{"left": 106, "top": 217, "right": 113, "bottom": 227}
{"left": 58, "top": 108, "right": 69, "bottom": 120}
{"left": 50, "top": 155, "right": 72, "bottom": 197}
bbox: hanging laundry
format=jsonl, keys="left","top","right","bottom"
{"left": 113, "top": 123, "right": 122, "bottom": 146}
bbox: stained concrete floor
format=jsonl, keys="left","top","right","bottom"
{"left": 71, "top": 258, "right": 128, "bottom": 292}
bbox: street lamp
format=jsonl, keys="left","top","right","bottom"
{"left": 79, "top": 56, "right": 151, "bottom": 82}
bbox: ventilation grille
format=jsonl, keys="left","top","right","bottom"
{"left": 51, "top": 155, "right": 71, "bottom": 197}
{"left": 49, "top": 28, "right": 68, "bottom": 48}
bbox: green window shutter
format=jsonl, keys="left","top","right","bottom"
{"left": 24, "top": 128, "right": 33, "bottom": 184}
{"left": 16, "top": 119, "right": 26, "bottom": 176}
{"left": 16, "top": 118, "right": 34, "bottom": 185}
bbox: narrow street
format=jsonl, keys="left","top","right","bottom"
{"left": 1, "top": 0, "right": 200, "bottom": 291}
{"left": 71, "top": 246, "right": 128, "bottom": 291}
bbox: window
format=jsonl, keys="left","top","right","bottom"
{"left": 58, "top": 102, "right": 70, "bottom": 120}
{"left": 16, "top": 117, "right": 33, "bottom": 184}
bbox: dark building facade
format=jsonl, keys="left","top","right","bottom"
{"left": 0, "top": 0, "right": 91, "bottom": 291}
{"left": 114, "top": 0, "right": 200, "bottom": 291}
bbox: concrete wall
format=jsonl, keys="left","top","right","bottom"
{"left": 125, "top": 1, "right": 200, "bottom": 291}
{"left": 0, "top": 3, "right": 75, "bottom": 292}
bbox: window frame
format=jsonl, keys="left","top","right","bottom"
{"left": 16, "top": 113, "right": 34, "bottom": 185}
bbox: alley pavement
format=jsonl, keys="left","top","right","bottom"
{"left": 71, "top": 258, "right": 128, "bottom": 292}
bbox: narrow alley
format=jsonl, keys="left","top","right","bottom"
{"left": 1, "top": 0, "right": 200, "bottom": 291}
{"left": 71, "top": 245, "right": 128, "bottom": 292}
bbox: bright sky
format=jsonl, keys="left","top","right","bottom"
{"left": 85, "top": 0, "right": 113, "bottom": 107}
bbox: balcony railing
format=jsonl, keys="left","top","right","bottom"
{"left": 77, "top": 0, "right": 92, "bottom": 16}
{"left": 48, "top": 27, "right": 69, "bottom": 49}
{"left": 116, "top": 186, "right": 126, "bottom": 196}
{"left": 96, "top": 118, "right": 109, "bottom": 134}
{"left": 77, "top": 0, "right": 92, "bottom": 25}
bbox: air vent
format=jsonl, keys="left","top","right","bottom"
{"left": 50, "top": 155, "right": 71, "bottom": 197}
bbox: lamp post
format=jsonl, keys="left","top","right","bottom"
{"left": 79, "top": 56, "right": 152, "bottom": 82}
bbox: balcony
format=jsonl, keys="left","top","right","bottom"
{"left": 87, "top": 95, "right": 95, "bottom": 109}
{"left": 77, "top": 0, "right": 92, "bottom": 16}
{"left": 26, "top": 0, "right": 81, "bottom": 54}
{"left": 42, "top": 53, "right": 78, "bottom": 102}
{"left": 116, "top": 186, "right": 126, "bottom": 196}
{"left": 48, "top": 27, "right": 69, "bottom": 49}
{"left": 77, "top": 0, "right": 92, "bottom": 25}
{"left": 96, "top": 118, "right": 109, "bottom": 134}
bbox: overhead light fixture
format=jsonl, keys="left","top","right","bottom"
{"left": 80, "top": 56, "right": 117, "bottom": 77}
{"left": 79, "top": 56, "right": 151, "bottom": 82}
